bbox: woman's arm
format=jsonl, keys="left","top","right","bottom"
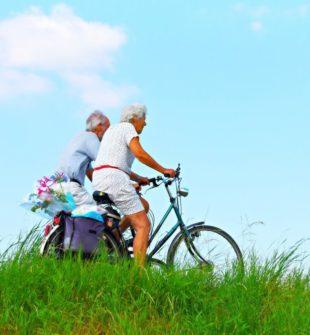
{"left": 129, "top": 137, "right": 175, "bottom": 177}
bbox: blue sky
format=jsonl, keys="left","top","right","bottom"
{"left": 0, "top": 1, "right": 309, "bottom": 261}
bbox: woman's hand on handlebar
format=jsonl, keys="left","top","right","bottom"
{"left": 163, "top": 168, "right": 176, "bottom": 178}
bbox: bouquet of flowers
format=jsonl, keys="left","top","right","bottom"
{"left": 21, "top": 172, "right": 73, "bottom": 218}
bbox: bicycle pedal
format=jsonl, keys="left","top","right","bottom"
{"left": 125, "top": 238, "right": 133, "bottom": 248}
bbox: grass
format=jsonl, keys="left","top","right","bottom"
{"left": 0, "top": 231, "right": 309, "bottom": 334}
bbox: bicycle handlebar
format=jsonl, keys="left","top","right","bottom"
{"left": 137, "top": 177, "right": 160, "bottom": 188}
{"left": 137, "top": 164, "right": 181, "bottom": 189}
{"left": 163, "top": 164, "right": 181, "bottom": 179}
{"left": 149, "top": 177, "right": 161, "bottom": 187}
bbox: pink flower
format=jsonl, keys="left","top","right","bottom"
{"left": 39, "top": 192, "right": 53, "bottom": 201}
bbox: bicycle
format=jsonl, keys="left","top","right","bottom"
{"left": 41, "top": 164, "right": 244, "bottom": 273}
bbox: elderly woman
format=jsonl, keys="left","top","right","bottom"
{"left": 92, "top": 103, "right": 175, "bottom": 267}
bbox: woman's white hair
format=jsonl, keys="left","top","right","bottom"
{"left": 120, "top": 103, "right": 147, "bottom": 122}
{"left": 86, "top": 111, "right": 107, "bottom": 130}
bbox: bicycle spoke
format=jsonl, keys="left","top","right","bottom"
{"left": 168, "top": 225, "right": 243, "bottom": 274}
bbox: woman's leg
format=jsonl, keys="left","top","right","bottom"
{"left": 123, "top": 210, "right": 150, "bottom": 267}
{"left": 119, "top": 196, "right": 149, "bottom": 233}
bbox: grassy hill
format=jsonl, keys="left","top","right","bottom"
{"left": 0, "top": 236, "right": 309, "bottom": 334}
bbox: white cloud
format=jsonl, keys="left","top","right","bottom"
{"left": 251, "top": 20, "right": 263, "bottom": 32}
{"left": 233, "top": 3, "right": 269, "bottom": 33}
{"left": 234, "top": 3, "right": 310, "bottom": 22}
{"left": 297, "top": 4, "right": 310, "bottom": 17}
{"left": 233, "top": 3, "right": 246, "bottom": 13}
{"left": 0, "top": 70, "right": 51, "bottom": 98}
{"left": 0, "top": 4, "right": 126, "bottom": 71}
{"left": 233, "top": 3, "right": 270, "bottom": 17}
{"left": 64, "top": 73, "right": 138, "bottom": 110}
{"left": 0, "top": 4, "right": 135, "bottom": 109}
{"left": 251, "top": 6, "right": 270, "bottom": 18}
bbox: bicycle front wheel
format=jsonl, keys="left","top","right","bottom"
{"left": 167, "top": 225, "right": 244, "bottom": 273}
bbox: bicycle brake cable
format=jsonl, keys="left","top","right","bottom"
{"left": 177, "top": 177, "right": 183, "bottom": 215}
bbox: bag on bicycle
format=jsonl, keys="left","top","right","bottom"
{"left": 63, "top": 215, "right": 105, "bottom": 256}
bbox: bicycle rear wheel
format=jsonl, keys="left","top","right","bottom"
{"left": 41, "top": 225, "right": 64, "bottom": 258}
{"left": 95, "top": 230, "right": 122, "bottom": 262}
{"left": 167, "top": 224, "right": 244, "bottom": 274}
{"left": 42, "top": 226, "right": 121, "bottom": 262}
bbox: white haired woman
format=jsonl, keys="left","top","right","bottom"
{"left": 92, "top": 103, "right": 176, "bottom": 267}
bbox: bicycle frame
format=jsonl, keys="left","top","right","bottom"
{"left": 147, "top": 178, "right": 191, "bottom": 259}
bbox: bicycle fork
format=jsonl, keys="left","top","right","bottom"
{"left": 175, "top": 209, "right": 213, "bottom": 267}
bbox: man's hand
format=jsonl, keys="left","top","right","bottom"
{"left": 86, "top": 168, "right": 94, "bottom": 181}
{"left": 132, "top": 183, "right": 142, "bottom": 192}
{"left": 163, "top": 169, "right": 176, "bottom": 178}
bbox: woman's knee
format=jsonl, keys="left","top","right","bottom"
{"left": 129, "top": 211, "right": 150, "bottom": 232}
{"left": 137, "top": 218, "right": 151, "bottom": 233}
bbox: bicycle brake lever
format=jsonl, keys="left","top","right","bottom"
{"left": 143, "top": 185, "right": 158, "bottom": 195}
{"left": 143, "top": 177, "right": 163, "bottom": 194}
{"left": 149, "top": 177, "right": 160, "bottom": 187}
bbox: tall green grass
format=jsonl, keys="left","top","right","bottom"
{"left": 0, "top": 230, "right": 309, "bottom": 334}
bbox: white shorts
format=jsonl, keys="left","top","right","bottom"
{"left": 92, "top": 169, "right": 144, "bottom": 215}
{"left": 52, "top": 181, "right": 96, "bottom": 207}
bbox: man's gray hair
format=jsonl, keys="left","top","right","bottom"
{"left": 86, "top": 111, "right": 107, "bottom": 130}
{"left": 120, "top": 103, "right": 147, "bottom": 122}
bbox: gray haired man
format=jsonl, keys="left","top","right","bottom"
{"left": 55, "top": 111, "right": 110, "bottom": 206}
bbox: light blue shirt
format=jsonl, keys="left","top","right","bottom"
{"left": 56, "top": 131, "right": 100, "bottom": 185}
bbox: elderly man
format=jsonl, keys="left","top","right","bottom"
{"left": 92, "top": 103, "right": 175, "bottom": 267}
{"left": 56, "top": 111, "right": 110, "bottom": 206}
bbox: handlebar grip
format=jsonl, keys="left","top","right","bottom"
{"left": 149, "top": 177, "right": 159, "bottom": 187}
{"left": 164, "top": 173, "right": 172, "bottom": 178}
{"left": 138, "top": 178, "right": 158, "bottom": 187}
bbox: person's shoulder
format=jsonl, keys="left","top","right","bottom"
{"left": 80, "top": 131, "right": 97, "bottom": 140}
{"left": 118, "top": 122, "right": 136, "bottom": 132}
{"left": 108, "top": 122, "right": 133, "bottom": 132}
{"left": 77, "top": 131, "right": 99, "bottom": 145}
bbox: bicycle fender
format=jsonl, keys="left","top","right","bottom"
{"left": 183, "top": 221, "right": 205, "bottom": 230}
{"left": 166, "top": 221, "right": 204, "bottom": 264}
{"left": 40, "top": 225, "right": 61, "bottom": 255}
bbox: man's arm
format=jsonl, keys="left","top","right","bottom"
{"left": 129, "top": 171, "right": 149, "bottom": 184}
{"left": 86, "top": 168, "right": 93, "bottom": 181}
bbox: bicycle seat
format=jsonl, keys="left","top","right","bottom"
{"left": 93, "top": 191, "right": 120, "bottom": 220}
{"left": 93, "top": 191, "right": 114, "bottom": 205}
